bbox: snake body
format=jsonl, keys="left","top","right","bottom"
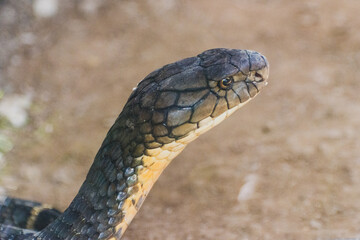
{"left": 0, "top": 48, "right": 269, "bottom": 239}
{"left": 0, "top": 198, "right": 60, "bottom": 232}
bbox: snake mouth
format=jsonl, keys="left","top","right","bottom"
{"left": 244, "top": 79, "right": 265, "bottom": 93}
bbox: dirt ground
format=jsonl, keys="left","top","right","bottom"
{"left": 0, "top": 0, "right": 360, "bottom": 239}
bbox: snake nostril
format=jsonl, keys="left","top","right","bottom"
{"left": 254, "top": 72, "right": 264, "bottom": 82}
{"left": 255, "top": 72, "right": 262, "bottom": 78}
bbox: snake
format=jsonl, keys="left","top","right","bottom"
{"left": 0, "top": 48, "right": 269, "bottom": 239}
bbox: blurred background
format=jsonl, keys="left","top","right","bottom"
{"left": 0, "top": 0, "right": 360, "bottom": 239}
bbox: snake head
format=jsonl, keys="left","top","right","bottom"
{"left": 125, "top": 48, "right": 269, "bottom": 146}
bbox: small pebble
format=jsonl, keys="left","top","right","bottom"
{"left": 33, "top": 0, "right": 58, "bottom": 18}
{"left": 237, "top": 174, "right": 258, "bottom": 201}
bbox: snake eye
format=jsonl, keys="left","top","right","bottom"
{"left": 219, "top": 77, "right": 234, "bottom": 89}
{"left": 254, "top": 72, "right": 263, "bottom": 82}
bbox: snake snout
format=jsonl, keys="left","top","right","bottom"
{"left": 244, "top": 50, "right": 269, "bottom": 92}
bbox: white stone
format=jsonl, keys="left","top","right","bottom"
{"left": 20, "top": 32, "right": 36, "bottom": 45}
{"left": 44, "top": 123, "right": 54, "bottom": 133}
{"left": 0, "top": 93, "right": 32, "bottom": 128}
{"left": 237, "top": 174, "right": 258, "bottom": 201}
{"left": 309, "top": 219, "right": 322, "bottom": 229}
{"left": 79, "top": 0, "right": 101, "bottom": 14}
{"left": 33, "top": 0, "right": 58, "bottom": 18}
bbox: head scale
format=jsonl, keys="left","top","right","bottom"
{"left": 126, "top": 48, "right": 269, "bottom": 146}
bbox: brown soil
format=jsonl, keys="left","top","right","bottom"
{"left": 1, "top": 0, "right": 360, "bottom": 239}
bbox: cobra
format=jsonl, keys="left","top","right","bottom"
{"left": 0, "top": 48, "right": 269, "bottom": 239}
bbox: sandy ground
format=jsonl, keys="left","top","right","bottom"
{"left": 0, "top": 0, "right": 360, "bottom": 239}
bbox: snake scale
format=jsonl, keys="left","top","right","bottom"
{"left": 0, "top": 48, "right": 269, "bottom": 239}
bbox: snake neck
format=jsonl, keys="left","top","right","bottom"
{"left": 35, "top": 106, "right": 186, "bottom": 239}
